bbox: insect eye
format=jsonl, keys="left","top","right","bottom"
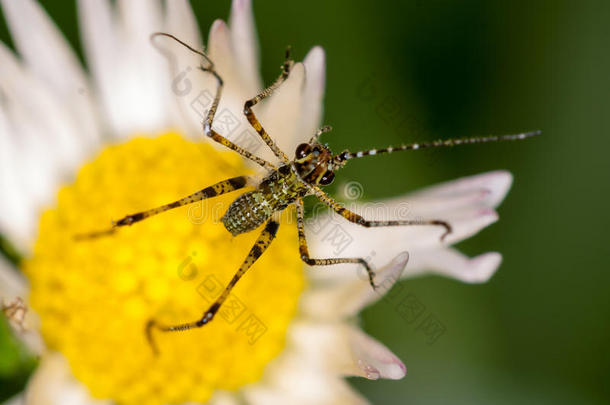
{"left": 319, "top": 171, "right": 335, "bottom": 185}
{"left": 296, "top": 143, "right": 312, "bottom": 159}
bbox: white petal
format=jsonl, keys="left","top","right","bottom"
{"left": 208, "top": 19, "right": 243, "bottom": 100}
{"left": 77, "top": 0, "right": 119, "bottom": 135}
{"left": 2, "top": 394, "right": 24, "bottom": 405}
{"left": 229, "top": 0, "right": 262, "bottom": 96}
{"left": 306, "top": 204, "right": 498, "bottom": 282}
{"left": 244, "top": 346, "right": 369, "bottom": 405}
{"left": 79, "top": 0, "right": 169, "bottom": 136}
{"left": 287, "top": 321, "right": 405, "bottom": 382}
{"left": 0, "top": 44, "right": 81, "bottom": 245}
{"left": 24, "top": 353, "right": 112, "bottom": 405}
{"left": 1, "top": 0, "right": 82, "bottom": 100}
{"left": 299, "top": 46, "right": 326, "bottom": 143}
{"left": 347, "top": 327, "right": 406, "bottom": 380}
{"left": 207, "top": 391, "right": 240, "bottom": 405}
{"left": 0, "top": 43, "right": 84, "bottom": 178}
{"left": 165, "top": 0, "right": 201, "bottom": 49}
{"left": 301, "top": 252, "right": 409, "bottom": 320}
{"left": 0, "top": 256, "right": 26, "bottom": 298}
{"left": 0, "top": 103, "right": 37, "bottom": 248}
{"left": 245, "top": 378, "right": 368, "bottom": 405}
{"left": 305, "top": 171, "right": 511, "bottom": 282}
{"left": 259, "top": 62, "right": 306, "bottom": 160}
{"left": 405, "top": 248, "right": 502, "bottom": 283}
{"left": 405, "top": 170, "right": 513, "bottom": 212}
{"left": 203, "top": 19, "right": 267, "bottom": 158}
{"left": 162, "top": 0, "right": 206, "bottom": 137}
{"left": 116, "top": 0, "right": 168, "bottom": 132}
{"left": 1, "top": 0, "right": 100, "bottom": 152}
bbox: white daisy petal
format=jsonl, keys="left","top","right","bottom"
{"left": 405, "top": 248, "right": 502, "bottom": 283}
{"left": 299, "top": 46, "right": 326, "bottom": 143}
{"left": 301, "top": 252, "right": 409, "bottom": 320}
{"left": 306, "top": 203, "right": 498, "bottom": 282}
{"left": 245, "top": 349, "right": 369, "bottom": 405}
{"left": 206, "top": 391, "right": 240, "bottom": 405}
{"left": 24, "top": 353, "right": 112, "bottom": 405}
{"left": 2, "top": 394, "right": 24, "bottom": 405}
{"left": 77, "top": 0, "right": 119, "bottom": 132}
{"left": 162, "top": 0, "right": 205, "bottom": 136}
{"left": 0, "top": 44, "right": 79, "bottom": 246}
{"left": 0, "top": 98, "right": 58, "bottom": 217}
{"left": 165, "top": 0, "right": 201, "bottom": 49}
{"left": 204, "top": 18, "right": 263, "bottom": 158}
{"left": 229, "top": 0, "right": 262, "bottom": 96}
{"left": 346, "top": 327, "right": 406, "bottom": 380}
{"left": 116, "top": 0, "right": 168, "bottom": 132}
{"left": 259, "top": 62, "right": 306, "bottom": 158}
{"left": 0, "top": 42, "right": 85, "bottom": 178}
{"left": 0, "top": 256, "right": 26, "bottom": 299}
{"left": 80, "top": 0, "right": 169, "bottom": 136}
{"left": 0, "top": 0, "right": 100, "bottom": 152}
{"left": 208, "top": 19, "right": 242, "bottom": 98}
{"left": 0, "top": 103, "right": 37, "bottom": 247}
{"left": 246, "top": 378, "right": 368, "bottom": 405}
{"left": 1, "top": 0, "right": 81, "bottom": 100}
{"left": 287, "top": 321, "right": 405, "bottom": 382}
{"left": 406, "top": 170, "right": 513, "bottom": 212}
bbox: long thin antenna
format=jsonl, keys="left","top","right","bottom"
{"left": 335, "top": 130, "right": 541, "bottom": 162}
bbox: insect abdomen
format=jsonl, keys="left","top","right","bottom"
{"left": 221, "top": 191, "right": 273, "bottom": 236}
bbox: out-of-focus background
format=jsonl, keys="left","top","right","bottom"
{"left": 1, "top": 0, "right": 608, "bottom": 404}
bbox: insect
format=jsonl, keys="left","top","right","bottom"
{"left": 79, "top": 33, "right": 539, "bottom": 352}
{"left": 2, "top": 297, "right": 28, "bottom": 333}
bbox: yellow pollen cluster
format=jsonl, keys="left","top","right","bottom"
{"left": 24, "top": 133, "right": 305, "bottom": 405}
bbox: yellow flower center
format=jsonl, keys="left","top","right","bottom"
{"left": 24, "top": 132, "right": 305, "bottom": 404}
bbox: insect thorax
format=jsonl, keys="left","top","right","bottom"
{"left": 221, "top": 164, "right": 308, "bottom": 236}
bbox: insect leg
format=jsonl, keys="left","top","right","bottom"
{"left": 295, "top": 199, "right": 379, "bottom": 289}
{"left": 311, "top": 185, "right": 453, "bottom": 241}
{"left": 242, "top": 47, "right": 294, "bottom": 163}
{"left": 146, "top": 217, "right": 281, "bottom": 354}
{"left": 150, "top": 32, "right": 275, "bottom": 170}
{"left": 201, "top": 59, "right": 276, "bottom": 170}
{"left": 75, "top": 176, "right": 255, "bottom": 240}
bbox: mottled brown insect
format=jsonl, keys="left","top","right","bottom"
{"left": 2, "top": 297, "right": 27, "bottom": 332}
{"left": 79, "top": 33, "right": 539, "bottom": 352}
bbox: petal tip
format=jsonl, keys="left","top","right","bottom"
{"left": 350, "top": 329, "right": 407, "bottom": 381}
{"left": 473, "top": 252, "right": 502, "bottom": 282}
{"left": 211, "top": 19, "right": 229, "bottom": 35}
{"left": 386, "top": 359, "right": 407, "bottom": 380}
{"left": 231, "top": 0, "right": 251, "bottom": 12}
{"left": 485, "top": 170, "right": 514, "bottom": 207}
{"left": 462, "top": 252, "right": 502, "bottom": 283}
{"left": 395, "top": 251, "right": 410, "bottom": 266}
{"left": 305, "top": 45, "right": 325, "bottom": 64}
{"left": 375, "top": 252, "right": 409, "bottom": 294}
{"left": 479, "top": 208, "right": 499, "bottom": 223}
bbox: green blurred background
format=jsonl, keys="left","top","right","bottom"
{"left": 1, "top": 0, "right": 609, "bottom": 403}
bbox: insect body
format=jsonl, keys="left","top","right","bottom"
{"left": 222, "top": 164, "right": 308, "bottom": 236}
{"left": 79, "top": 33, "right": 540, "bottom": 353}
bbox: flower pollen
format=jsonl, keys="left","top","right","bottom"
{"left": 24, "top": 133, "right": 305, "bottom": 405}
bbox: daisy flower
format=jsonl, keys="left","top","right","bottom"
{"left": 0, "top": 0, "right": 514, "bottom": 404}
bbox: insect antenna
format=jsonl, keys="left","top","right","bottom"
{"left": 334, "top": 130, "right": 541, "bottom": 163}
